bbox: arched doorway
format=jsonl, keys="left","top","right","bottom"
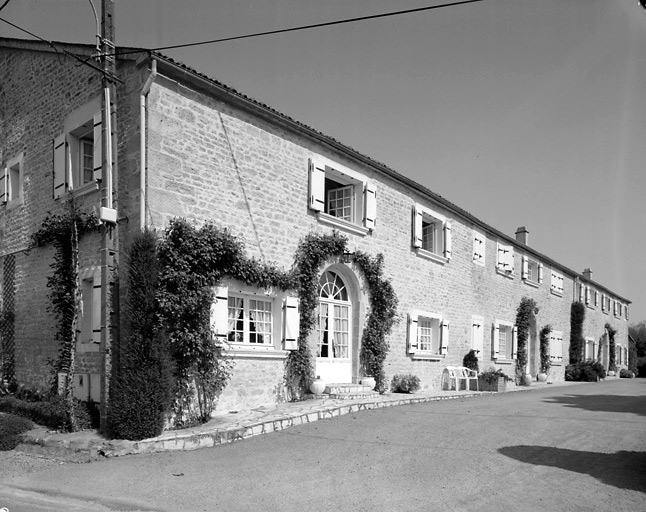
{"left": 316, "top": 270, "right": 352, "bottom": 383}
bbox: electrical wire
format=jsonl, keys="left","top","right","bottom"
{"left": 112, "top": 0, "right": 484, "bottom": 57}
{"left": 0, "top": 0, "right": 13, "bottom": 13}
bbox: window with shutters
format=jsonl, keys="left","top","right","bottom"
{"left": 210, "top": 281, "right": 298, "bottom": 354}
{"left": 473, "top": 230, "right": 486, "bottom": 266}
{"left": 493, "top": 320, "right": 517, "bottom": 361}
{"left": 584, "top": 285, "right": 595, "bottom": 309}
{"left": 53, "top": 98, "right": 103, "bottom": 199}
{"left": 549, "top": 331, "right": 564, "bottom": 363}
{"left": 585, "top": 337, "right": 596, "bottom": 361}
{"left": 0, "top": 153, "right": 24, "bottom": 209}
{"left": 521, "top": 255, "right": 542, "bottom": 287}
{"left": 77, "top": 267, "right": 101, "bottom": 353}
{"left": 550, "top": 270, "right": 564, "bottom": 297}
{"left": 308, "top": 157, "right": 376, "bottom": 236}
{"left": 407, "top": 310, "right": 448, "bottom": 359}
{"left": 496, "top": 243, "right": 514, "bottom": 277}
{"left": 412, "top": 204, "right": 452, "bottom": 264}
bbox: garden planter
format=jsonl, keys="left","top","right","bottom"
{"left": 607, "top": 370, "right": 616, "bottom": 377}
{"left": 478, "top": 377, "right": 507, "bottom": 392}
{"left": 360, "top": 376, "right": 376, "bottom": 390}
{"left": 537, "top": 372, "right": 548, "bottom": 382}
{"left": 310, "top": 378, "right": 326, "bottom": 395}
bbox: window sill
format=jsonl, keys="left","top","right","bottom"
{"left": 493, "top": 358, "right": 515, "bottom": 365}
{"left": 550, "top": 289, "right": 563, "bottom": 298}
{"left": 62, "top": 181, "right": 100, "bottom": 199}
{"left": 316, "top": 212, "right": 369, "bottom": 236}
{"left": 496, "top": 268, "right": 515, "bottom": 279}
{"left": 2, "top": 198, "right": 24, "bottom": 211}
{"left": 409, "top": 353, "right": 444, "bottom": 361}
{"left": 602, "top": 310, "right": 609, "bottom": 315}
{"left": 586, "top": 304, "right": 596, "bottom": 310}
{"left": 225, "top": 346, "right": 288, "bottom": 359}
{"left": 473, "top": 258, "right": 485, "bottom": 267}
{"left": 550, "top": 360, "right": 564, "bottom": 366}
{"left": 415, "top": 248, "right": 448, "bottom": 265}
{"left": 523, "top": 279, "right": 539, "bottom": 289}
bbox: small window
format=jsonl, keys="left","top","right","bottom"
{"left": 496, "top": 243, "right": 514, "bottom": 275}
{"left": 412, "top": 204, "right": 452, "bottom": 262}
{"left": 549, "top": 331, "right": 564, "bottom": 362}
{"left": 408, "top": 310, "right": 449, "bottom": 358}
{"left": 493, "top": 320, "right": 517, "bottom": 360}
{"left": 473, "top": 230, "right": 485, "bottom": 266}
{"left": 550, "top": 270, "right": 564, "bottom": 297}
{"left": 308, "top": 157, "right": 376, "bottom": 235}
{"left": 227, "top": 295, "right": 273, "bottom": 346}
{"left": 521, "top": 255, "right": 542, "bottom": 286}
{"left": 1, "top": 154, "right": 24, "bottom": 207}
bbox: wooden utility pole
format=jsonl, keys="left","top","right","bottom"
{"left": 99, "top": 0, "right": 117, "bottom": 434}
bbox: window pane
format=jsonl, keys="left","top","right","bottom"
{"left": 81, "top": 139, "right": 94, "bottom": 184}
{"left": 333, "top": 305, "right": 349, "bottom": 358}
{"left": 249, "top": 299, "right": 272, "bottom": 345}
{"left": 327, "top": 185, "right": 353, "bottom": 222}
{"left": 418, "top": 318, "right": 433, "bottom": 352}
{"left": 228, "top": 297, "right": 244, "bottom": 343}
{"left": 422, "top": 221, "right": 435, "bottom": 253}
{"left": 317, "top": 303, "right": 329, "bottom": 357}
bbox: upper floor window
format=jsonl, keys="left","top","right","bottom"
{"left": 493, "top": 320, "right": 517, "bottom": 360}
{"left": 521, "top": 255, "right": 542, "bottom": 286}
{"left": 308, "top": 157, "right": 376, "bottom": 235}
{"left": 408, "top": 310, "right": 449, "bottom": 359}
{"left": 1, "top": 153, "right": 24, "bottom": 208}
{"left": 496, "top": 243, "right": 514, "bottom": 276}
{"left": 53, "top": 97, "right": 103, "bottom": 198}
{"left": 473, "top": 230, "right": 485, "bottom": 266}
{"left": 550, "top": 270, "right": 564, "bottom": 297}
{"left": 412, "top": 204, "right": 452, "bottom": 263}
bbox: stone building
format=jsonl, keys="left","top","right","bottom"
{"left": 0, "top": 37, "right": 631, "bottom": 413}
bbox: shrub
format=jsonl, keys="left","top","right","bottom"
{"left": 462, "top": 350, "right": 479, "bottom": 372}
{"left": 565, "top": 361, "right": 606, "bottom": 382}
{"left": 0, "top": 413, "right": 33, "bottom": 451}
{"left": 619, "top": 368, "right": 634, "bottom": 378}
{"left": 479, "top": 368, "right": 512, "bottom": 385}
{"left": 0, "top": 394, "right": 95, "bottom": 431}
{"left": 390, "top": 374, "right": 421, "bottom": 393}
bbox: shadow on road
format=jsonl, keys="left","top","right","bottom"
{"left": 499, "top": 445, "right": 646, "bottom": 493}
{"left": 543, "top": 394, "right": 646, "bottom": 416}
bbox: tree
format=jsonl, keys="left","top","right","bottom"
{"left": 629, "top": 322, "right": 646, "bottom": 376}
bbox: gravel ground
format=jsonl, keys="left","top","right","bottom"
{"left": 0, "top": 451, "right": 65, "bottom": 480}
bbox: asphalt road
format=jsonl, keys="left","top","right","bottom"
{"left": 1, "top": 379, "right": 645, "bottom": 512}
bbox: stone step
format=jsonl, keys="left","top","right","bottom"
{"left": 324, "top": 383, "right": 373, "bottom": 395}
{"left": 327, "top": 392, "right": 380, "bottom": 400}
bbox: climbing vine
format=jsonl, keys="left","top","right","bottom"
{"left": 515, "top": 297, "right": 538, "bottom": 384}
{"left": 30, "top": 196, "right": 100, "bottom": 431}
{"left": 569, "top": 301, "right": 586, "bottom": 364}
{"left": 539, "top": 324, "right": 552, "bottom": 374}
{"left": 605, "top": 323, "right": 617, "bottom": 372}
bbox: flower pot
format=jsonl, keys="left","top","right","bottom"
{"left": 537, "top": 372, "right": 547, "bottom": 382}
{"left": 309, "top": 377, "right": 326, "bottom": 395}
{"left": 478, "top": 377, "right": 507, "bottom": 392}
{"left": 361, "top": 376, "right": 376, "bottom": 390}
{"left": 607, "top": 370, "right": 616, "bottom": 377}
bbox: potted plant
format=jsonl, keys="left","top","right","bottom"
{"left": 360, "top": 375, "right": 376, "bottom": 390}
{"left": 309, "top": 376, "right": 326, "bottom": 395}
{"left": 538, "top": 325, "right": 552, "bottom": 382}
{"left": 478, "top": 368, "right": 511, "bottom": 392}
{"left": 390, "top": 374, "right": 421, "bottom": 393}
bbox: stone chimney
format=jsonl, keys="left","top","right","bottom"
{"left": 583, "top": 268, "right": 592, "bottom": 280}
{"left": 515, "top": 226, "right": 529, "bottom": 245}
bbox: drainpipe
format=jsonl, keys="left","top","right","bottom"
{"left": 139, "top": 58, "right": 157, "bottom": 229}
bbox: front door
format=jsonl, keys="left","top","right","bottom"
{"left": 316, "top": 270, "right": 352, "bottom": 383}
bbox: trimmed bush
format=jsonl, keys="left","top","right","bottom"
{"left": 390, "top": 374, "right": 421, "bottom": 393}
{"left": 569, "top": 302, "right": 586, "bottom": 364}
{"left": 0, "top": 413, "right": 33, "bottom": 451}
{"left": 0, "top": 395, "right": 94, "bottom": 431}
{"left": 619, "top": 368, "right": 634, "bottom": 378}
{"left": 463, "top": 350, "right": 479, "bottom": 372}
{"left": 565, "top": 361, "right": 606, "bottom": 382}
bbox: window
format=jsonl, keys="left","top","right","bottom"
{"left": 473, "top": 230, "right": 485, "bottom": 266}
{"left": 550, "top": 270, "right": 564, "bottom": 297}
{"left": 601, "top": 294, "right": 608, "bottom": 314}
{"left": 594, "top": 290, "right": 599, "bottom": 307}
{"left": 585, "top": 337, "right": 596, "bottom": 361}
{"left": 549, "top": 331, "right": 564, "bottom": 363}
{"left": 412, "top": 204, "right": 452, "bottom": 262}
{"left": 1, "top": 154, "right": 24, "bottom": 207}
{"left": 78, "top": 268, "right": 101, "bottom": 353}
{"left": 53, "top": 98, "right": 103, "bottom": 198}
{"left": 493, "top": 320, "right": 517, "bottom": 360}
{"left": 210, "top": 283, "right": 299, "bottom": 351}
{"left": 308, "top": 157, "right": 376, "bottom": 235}
{"left": 496, "top": 243, "right": 514, "bottom": 275}
{"left": 471, "top": 316, "right": 484, "bottom": 359}
{"left": 408, "top": 310, "right": 449, "bottom": 358}
{"left": 521, "top": 255, "right": 542, "bottom": 286}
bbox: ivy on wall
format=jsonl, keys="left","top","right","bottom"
{"left": 515, "top": 297, "right": 538, "bottom": 384}
{"left": 569, "top": 301, "right": 586, "bottom": 364}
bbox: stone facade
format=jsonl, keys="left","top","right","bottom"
{"left": 0, "top": 39, "right": 631, "bottom": 415}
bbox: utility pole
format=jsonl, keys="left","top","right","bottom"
{"left": 99, "top": 0, "right": 118, "bottom": 434}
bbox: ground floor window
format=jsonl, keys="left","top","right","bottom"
{"left": 227, "top": 295, "right": 273, "bottom": 345}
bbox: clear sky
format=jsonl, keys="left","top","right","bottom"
{"left": 2, "top": 0, "right": 646, "bottom": 321}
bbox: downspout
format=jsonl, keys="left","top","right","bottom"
{"left": 139, "top": 58, "right": 157, "bottom": 229}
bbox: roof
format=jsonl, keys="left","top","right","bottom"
{"left": 0, "top": 37, "right": 630, "bottom": 303}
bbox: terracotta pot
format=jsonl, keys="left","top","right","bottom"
{"left": 537, "top": 373, "right": 548, "bottom": 382}
{"left": 309, "top": 378, "right": 326, "bottom": 395}
{"left": 361, "top": 377, "right": 376, "bottom": 390}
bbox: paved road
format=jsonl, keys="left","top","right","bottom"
{"left": 1, "top": 379, "right": 644, "bottom": 512}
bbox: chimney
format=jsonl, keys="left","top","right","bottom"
{"left": 515, "top": 226, "right": 529, "bottom": 245}
{"left": 583, "top": 268, "right": 592, "bottom": 280}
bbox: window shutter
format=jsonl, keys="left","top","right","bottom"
{"left": 511, "top": 326, "right": 518, "bottom": 359}
{"left": 509, "top": 248, "right": 515, "bottom": 273}
{"left": 613, "top": 300, "right": 617, "bottom": 316}
{"left": 522, "top": 255, "right": 529, "bottom": 280}
{"left": 210, "top": 286, "right": 229, "bottom": 341}
{"left": 585, "top": 286, "right": 590, "bottom": 305}
{"left": 408, "top": 313, "right": 419, "bottom": 353}
{"left": 472, "top": 317, "right": 484, "bottom": 356}
{"left": 363, "top": 182, "right": 377, "bottom": 230}
{"left": 92, "top": 273, "right": 102, "bottom": 344}
{"left": 93, "top": 111, "right": 103, "bottom": 182}
{"left": 283, "top": 296, "right": 299, "bottom": 351}
{"left": 602, "top": 294, "right": 606, "bottom": 312}
{"left": 412, "top": 206, "right": 423, "bottom": 248}
{"left": 594, "top": 291, "right": 599, "bottom": 306}
{"left": 492, "top": 323, "right": 500, "bottom": 358}
{"left": 440, "top": 321, "right": 449, "bottom": 355}
{"left": 308, "top": 158, "right": 325, "bottom": 212}
{"left": 626, "top": 305, "right": 629, "bottom": 321}
{"left": 558, "top": 275, "right": 564, "bottom": 294}
{"left": 538, "top": 263, "right": 544, "bottom": 284}
{"left": 497, "top": 245, "right": 504, "bottom": 269}
{"left": 53, "top": 134, "right": 68, "bottom": 198}
{"left": 443, "top": 221, "right": 452, "bottom": 260}
{"left": 0, "top": 166, "right": 7, "bottom": 204}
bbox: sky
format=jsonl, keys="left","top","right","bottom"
{"left": 2, "top": 0, "right": 646, "bottom": 321}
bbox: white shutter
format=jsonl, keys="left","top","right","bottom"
{"left": 92, "top": 273, "right": 102, "bottom": 344}
{"left": 443, "top": 221, "right": 452, "bottom": 260}
{"left": 210, "top": 286, "right": 229, "bottom": 341}
{"left": 626, "top": 305, "right": 629, "bottom": 321}
{"left": 412, "top": 206, "right": 423, "bottom": 248}
{"left": 497, "top": 245, "right": 504, "bottom": 270}
{"left": 408, "top": 313, "right": 419, "bottom": 353}
{"left": 93, "top": 111, "right": 103, "bottom": 182}
{"left": 558, "top": 275, "right": 564, "bottom": 294}
{"left": 363, "top": 182, "right": 377, "bottom": 230}
{"left": 440, "top": 321, "right": 449, "bottom": 355}
{"left": 509, "top": 248, "right": 515, "bottom": 273}
{"left": 511, "top": 326, "right": 518, "bottom": 359}
{"left": 53, "top": 134, "right": 68, "bottom": 198}
{"left": 492, "top": 323, "right": 500, "bottom": 359}
{"left": 579, "top": 283, "right": 584, "bottom": 302}
{"left": 585, "top": 286, "right": 590, "bottom": 305}
{"left": 0, "top": 166, "right": 7, "bottom": 203}
{"left": 283, "top": 296, "right": 300, "bottom": 351}
{"left": 522, "top": 255, "right": 529, "bottom": 280}
{"left": 594, "top": 291, "right": 599, "bottom": 306}
{"left": 538, "top": 263, "right": 543, "bottom": 284}
{"left": 472, "top": 317, "right": 484, "bottom": 356}
{"left": 613, "top": 300, "right": 617, "bottom": 316}
{"left": 602, "top": 294, "right": 606, "bottom": 312}
{"left": 308, "top": 158, "right": 325, "bottom": 212}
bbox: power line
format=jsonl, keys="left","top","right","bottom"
{"left": 0, "top": 0, "right": 13, "bottom": 13}
{"left": 113, "top": 0, "right": 483, "bottom": 57}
